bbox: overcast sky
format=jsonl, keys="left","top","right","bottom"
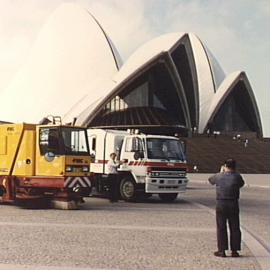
{"left": 0, "top": 0, "right": 269, "bottom": 136}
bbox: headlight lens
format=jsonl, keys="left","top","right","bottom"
{"left": 82, "top": 166, "right": 89, "bottom": 172}
{"left": 150, "top": 172, "right": 159, "bottom": 177}
{"left": 66, "top": 166, "right": 72, "bottom": 172}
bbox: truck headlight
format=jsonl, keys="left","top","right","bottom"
{"left": 66, "top": 166, "right": 72, "bottom": 172}
{"left": 82, "top": 166, "right": 89, "bottom": 172}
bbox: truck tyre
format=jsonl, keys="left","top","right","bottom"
{"left": 158, "top": 193, "right": 178, "bottom": 202}
{"left": 120, "top": 177, "right": 136, "bottom": 202}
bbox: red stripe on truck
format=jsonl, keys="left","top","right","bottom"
{"left": 94, "top": 160, "right": 187, "bottom": 169}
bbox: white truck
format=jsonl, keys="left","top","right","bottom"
{"left": 88, "top": 129, "right": 189, "bottom": 202}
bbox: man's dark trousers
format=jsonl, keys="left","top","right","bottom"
{"left": 108, "top": 174, "right": 119, "bottom": 202}
{"left": 216, "top": 200, "right": 241, "bottom": 251}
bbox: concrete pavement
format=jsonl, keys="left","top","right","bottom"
{"left": 0, "top": 175, "right": 269, "bottom": 269}
{"left": 188, "top": 173, "right": 270, "bottom": 270}
{"left": 188, "top": 173, "right": 270, "bottom": 189}
{"left": 0, "top": 195, "right": 264, "bottom": 270}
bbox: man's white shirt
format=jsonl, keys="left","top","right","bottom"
{"left": 107, "top": 159, "right": 119, "bottom": 174}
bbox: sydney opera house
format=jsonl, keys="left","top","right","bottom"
{"left": 0, "top": 4, "right": 263, "bottom": 137}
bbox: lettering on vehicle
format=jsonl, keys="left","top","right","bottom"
{"left": 7, "top": 127, "right": 14, "bottom": 132}
{"left": 72, "top": 158, "right": 83, "bottom": 163}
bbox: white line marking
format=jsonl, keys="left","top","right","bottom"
{"left": 190, "top": 179, "right": 270, "bottom": 189}
{"left": 87, "top": 206, "right": 206, "bottom": 212}
{"left": 192, "top": 202, "right": 270, "bottom": 270}
{"left": 244, "top": 184, "right": 270, "bottom": 189}
{"left": 0, "top": 264, "right": 118, "bottom": 270}
{"left": 0, "top": 221, "right": 214, "bottom": 232}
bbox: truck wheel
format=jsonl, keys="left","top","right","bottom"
{"left": 158, "top": 193, "right": 178, "bottom": 202}
{"left": 120, "top": 178, "right": 136, "bottom": 202}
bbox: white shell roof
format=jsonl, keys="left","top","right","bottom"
{"left": 67, "top": 78, "right": 116, "bottom": 125}
{"left": 75, "top": 32, "right": 232, "bottom": 130}
{"left": 0, "top": 3, "right": 121, "bottom": 124}
{"left": 199, "top": 71, "right": 241, "bottom": 132}
{"left": 204, "top": 45, "right": 226, "bottom": 90}
{"left": 114, "top": 32, "right": 186, "bottom": 84}
{"left": 200, "top": 70, "right": 262, "bottom": 136}
{"left": 0, "top": 5, "right": 261, "bottom": 135}
{"left": 188, "top": 33, "right": 216, "bottom": 132}
{"left": 75, "top": 32, "right": 189, "bottom": 125}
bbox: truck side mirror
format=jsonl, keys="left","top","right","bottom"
{"left": 180, "top": 141, "right": 186, "bottom": 155}
{"left": 134, "top": 151, "right": 140, "bottom": 160}
{"left": 134, "top": 151, "right": 144, "bottom": 160}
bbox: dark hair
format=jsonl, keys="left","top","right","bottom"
{"left": 224, "top": 158, "right": 236, "bottom": 170}
{"left": 110, "top": 153, "right": 116, "bottom": 158}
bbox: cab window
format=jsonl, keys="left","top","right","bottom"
{"left": 39, "top": 128, "right": 60, "bottom": 155}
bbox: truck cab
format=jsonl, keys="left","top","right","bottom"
{"left": 0, "top": 123, "right": 91, "bottom": 208}
{"left": 88, "top": 129, "right": 188, "bottom": 202}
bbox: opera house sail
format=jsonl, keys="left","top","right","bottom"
{"left": 0, "top": 4, "right": 263, "bottom": 137}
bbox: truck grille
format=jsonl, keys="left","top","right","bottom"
{"left": 149, "top": 168, "right": 186, "bottom": 178}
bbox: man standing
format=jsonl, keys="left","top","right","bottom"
{"left": 209, "top": 159, "right": 245, "bottom": 257}
{"left": 107, "top": 152, "right": 124, "bottom": 202}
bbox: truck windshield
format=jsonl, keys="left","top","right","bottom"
{"left": 39, "top": 127, "right": 89, "bottom": 156}
{"left": 61, "top": 127, "right": 89, "bottom": 155}
{"left": 146, "top": 138, "right": 185, "bottom": 161}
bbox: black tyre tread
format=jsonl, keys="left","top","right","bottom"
{"left": 120, "top": 177, "right": 137, "bottom": 202}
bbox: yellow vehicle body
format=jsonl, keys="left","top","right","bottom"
{"left": 0, "top": 124, "right": 36, "bottom": 176}
{"left": 0, "top": 123, "right": 91, "bottom": 207}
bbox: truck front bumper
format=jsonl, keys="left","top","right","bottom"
{"left": 145, "top": 177, "right": 188, "bottom": 193}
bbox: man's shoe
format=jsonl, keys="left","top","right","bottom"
{"left": 231, "top": 251, "right": 240, "bottom": 257}
{"left": 214, "top": 251, "right": 226, "bottom": 257}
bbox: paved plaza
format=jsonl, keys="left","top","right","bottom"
{"left": 0, "top": 174, "right": 269, "bottom": 270}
